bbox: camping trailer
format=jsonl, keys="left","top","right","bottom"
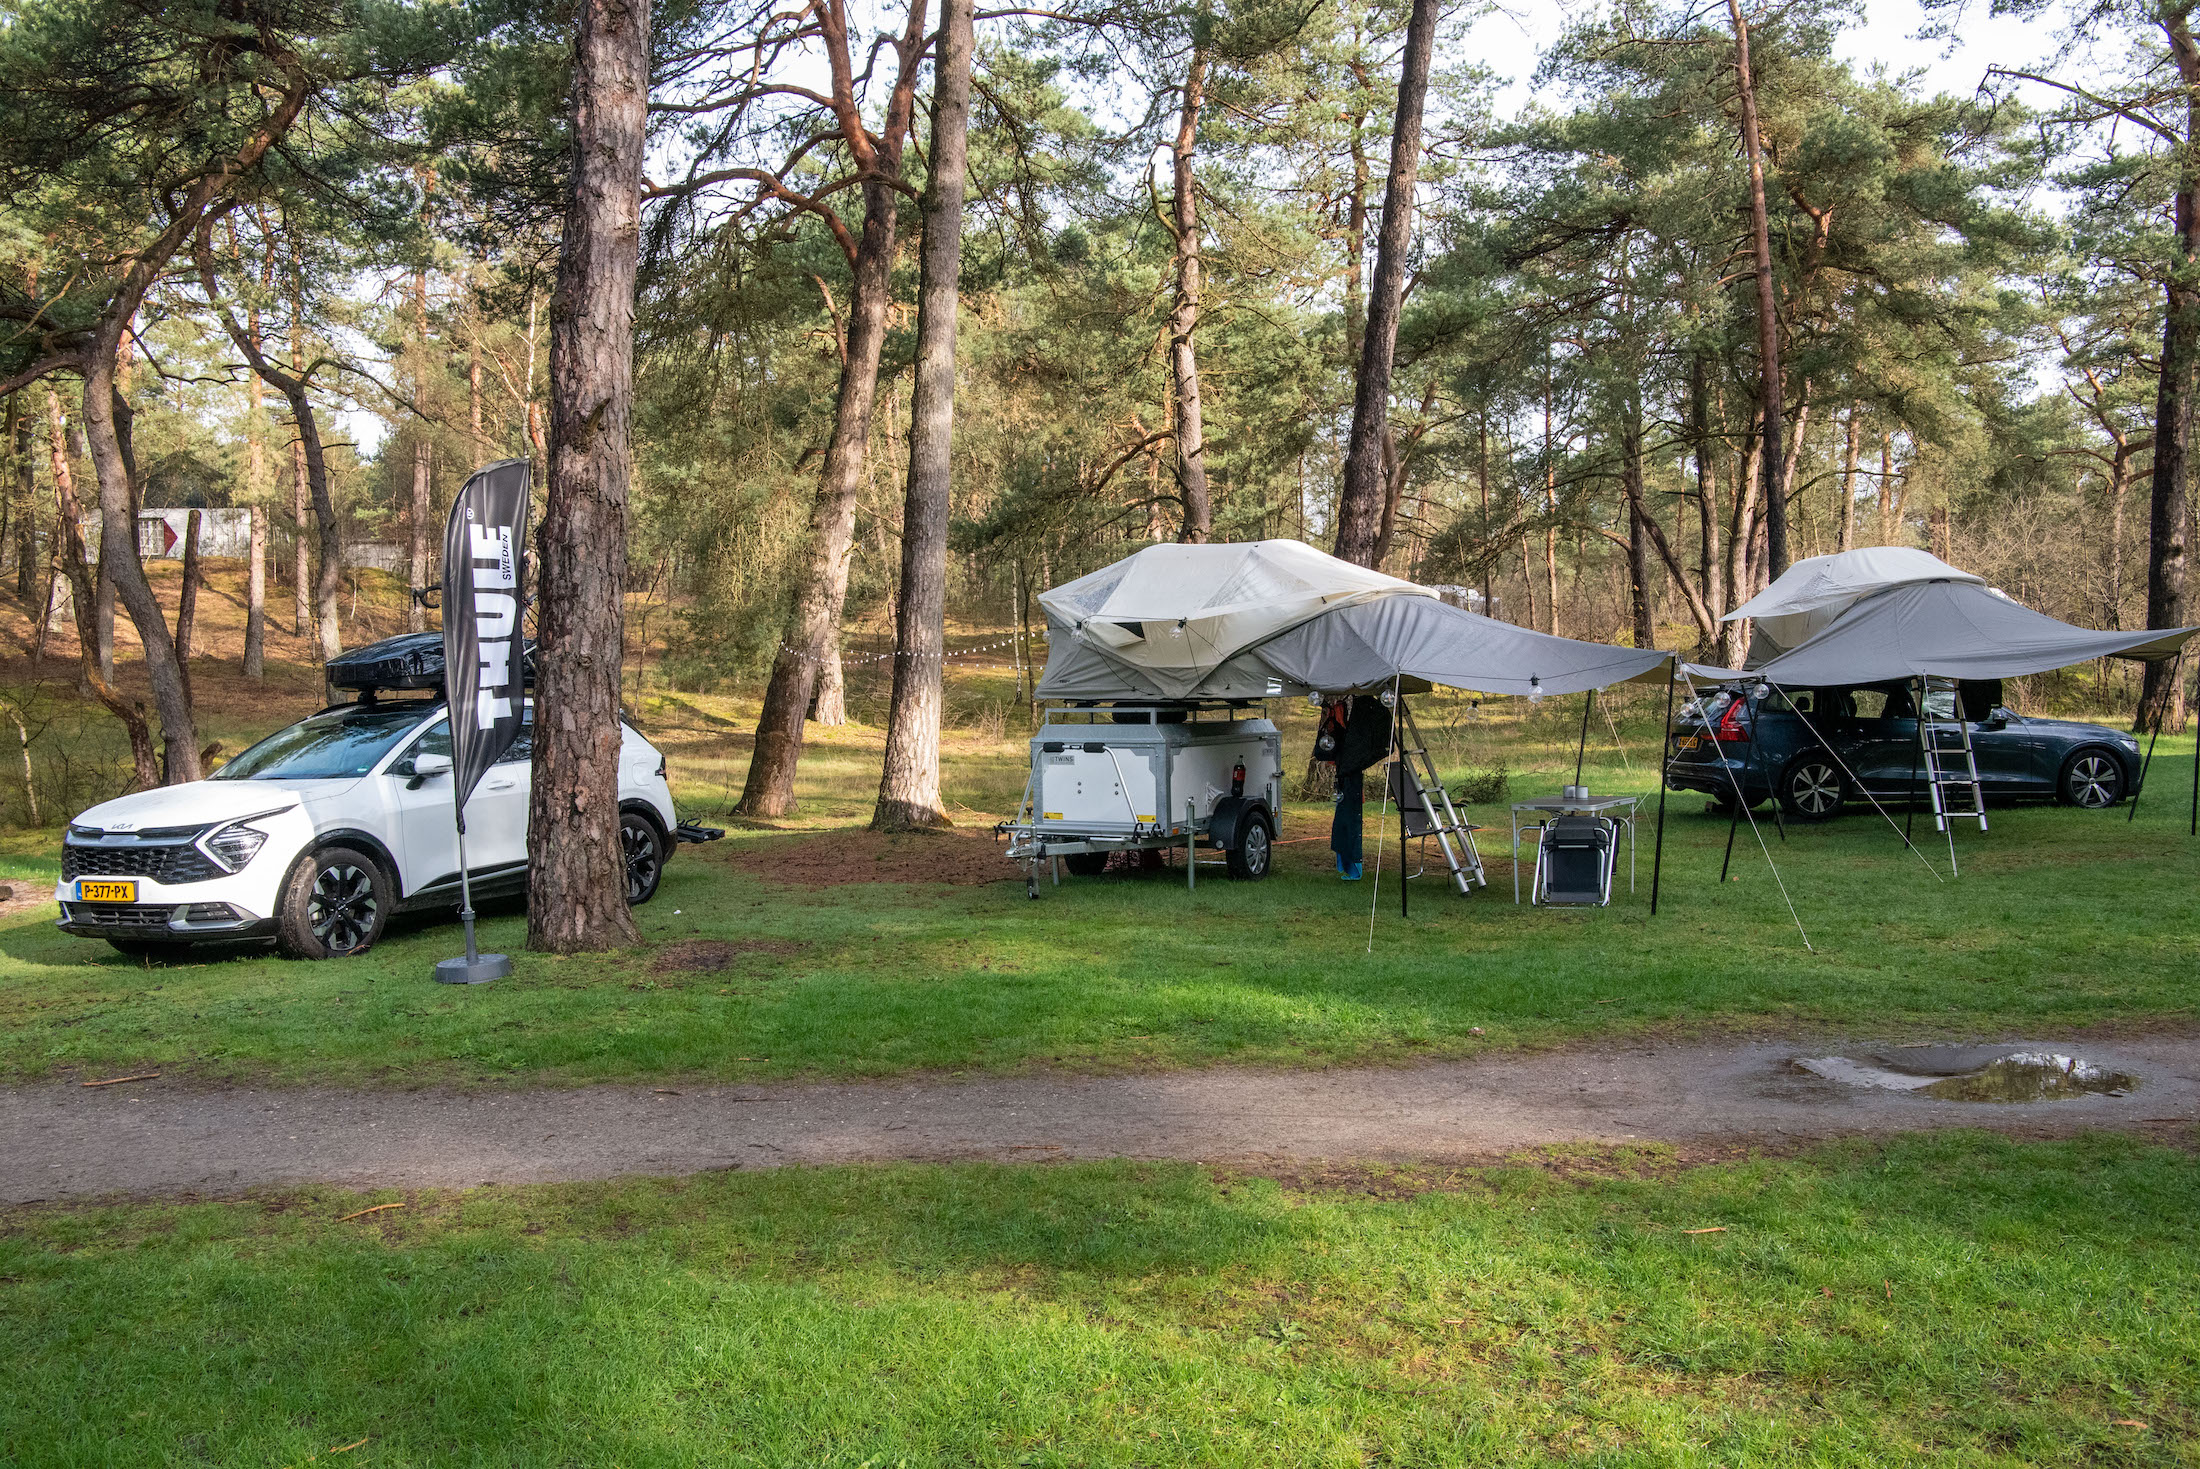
{"left": 1003, "top": 703, "right": 1283, "bottom": 890}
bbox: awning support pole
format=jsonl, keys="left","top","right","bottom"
{"left": 1398, "top": 694, "right": 1410, "bottom": 921}
{"left": 1650, "top": 668, "right": 1673, "bottom": 916}
{"left": 1574, "top": 688, "right": 1593, "bottom": 786}
{"left": 2129, "top": 650, "right": 2179, "bottom": 824}
{"left": 1719, "top": 681, "right": 1762, "bottom": 884}
{"left": 1904, "top": 676, "right": 1923, "bottom": 846}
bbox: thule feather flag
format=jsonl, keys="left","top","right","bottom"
{"left": 442, "top": 458, "right": 533, "bottom": 812}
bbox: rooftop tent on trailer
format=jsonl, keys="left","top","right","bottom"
{"left": 1034, "top": 539, "right": 1432, "bottom": 700}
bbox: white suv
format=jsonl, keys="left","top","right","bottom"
{"left": 54, "top": 696, "right": 678, "bottom": 959}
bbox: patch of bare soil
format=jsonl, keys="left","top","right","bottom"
{"left": 717, "top": 825, "right": 1016, "bottom": 888}
{"left": 0, "top": 884, "right": 52, "bottom": 924}
{"left": 652, "top": 938, "right": 804, "bottom": 973}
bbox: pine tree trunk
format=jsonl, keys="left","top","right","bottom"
{"left": 1623, "top": 403, "right": 1655, "bottom": 651}
{"left": 408, "top": 437, "right": 432, "bottom": 632}
{"left": 526, "top": 0, "right": 648, "bottom": 952}
{"left": 874, "top": 0, "right": 974, "bottom": 833}
{"left": 244, "top": 502, "right": 266, "bottom": 678}
{"left": 45, "top": 394, "right": 157, "bottom": 788}
{"left": 291, "top": 437, "right": 311, "bottom": 637}
{"left": 11, "top": 396, "right": 33, "bottom": 601}
{"left": 1729, "top": 0, "right": 1788, "bottom": 580}
{"left": 174, "top": 509, "right": 202, "bottom": 706}
{"left": 79, "top": 357, "right": 200, "bottom": 781}
{"left": 284, "top": 275, "right": 343, "bottom": 662}
{"left": 808, "top": 647, "right": 846, "bottom": 725}
{"left": 736, "top": 188, "right": 904, "bottom": 817}
{"left": 1836, "top": 404, "right": 1859, "bottom": 552}
{"left": 1332, "top": 0, "right": 1438, "bottom": 568}
{"left": 1167, "top": 47, "right": 1212, "bottom": 544}
{"left": 2139, "top": 8, "right": 2200, "bottom": 734}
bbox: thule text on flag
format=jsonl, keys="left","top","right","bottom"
{"left": 441, "top": 458, "right": 533, "bottom": 814}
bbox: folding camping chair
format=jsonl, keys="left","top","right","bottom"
{"left": 1533, "top": 814, "right": 1617, "bottom": 907}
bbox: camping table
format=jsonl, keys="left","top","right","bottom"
{"left": 1510, "top": 794, "right": 1644, "bottom": 904}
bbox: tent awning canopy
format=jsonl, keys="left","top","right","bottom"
{"left": 1751, "top": 577, "right": 2199, "bottom": 686}
{"left": 1244, "top": 596, "right": 1672, "bottom": 698}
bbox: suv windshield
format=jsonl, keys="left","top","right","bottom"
{"left": 213, "top": 703, "right": 439, "bottom": 782}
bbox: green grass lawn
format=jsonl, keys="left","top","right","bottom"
{"left": 2, "top": 688, "right": 2194, "bottom": 1087}
{"left": 4, "top": 1131, "right": 2194, "bottom": 1466}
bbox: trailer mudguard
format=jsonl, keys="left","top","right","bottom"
{"left": 1205, "top": 796, "right": 1272, "bottom": 852}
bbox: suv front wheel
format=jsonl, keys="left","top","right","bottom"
{"left": 622, "top": 811, "right": 666, "bottom": 905}
{"left": 1778, "top": 754, "right": 1847, "bottom": 821}
{"left": 276, "top": 846, "right": 391, "bottom": 959}
{"left": 2059, "top": 750, "right": 2125, "bottom": 809}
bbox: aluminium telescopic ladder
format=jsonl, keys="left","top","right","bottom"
{"left": 1918, "top": 675, "right": 1988, "bottom": 834}
{"left": 1392, "top": 699, "right": 1488, "bottom": 895}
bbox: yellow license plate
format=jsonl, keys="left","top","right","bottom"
{"left": 77, "top": 880, "right": 137, "bottom": 903}
{"left": 1676, "top": 736, "right": 1701, "bottom": 751}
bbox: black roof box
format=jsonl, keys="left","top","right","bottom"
{"left": 326, "top": 631, "right": 536, "bottom": 694}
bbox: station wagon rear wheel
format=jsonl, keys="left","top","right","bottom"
{"left": 1778, "top": 754, "right": 1846, "bottom": 822}
{"left": 2059, "top": 751, "right": 2124, "bottom": 809}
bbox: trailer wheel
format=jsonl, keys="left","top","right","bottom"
{"left": 1225, "top": 815, "right": 1273, "bottom": 880}
{"left": 1063, "top": 852, "right": 1110, "bottom": 877}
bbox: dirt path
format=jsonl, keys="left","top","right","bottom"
{"left": 8, "top": 1036, "right": 2197, "bottom": 1203}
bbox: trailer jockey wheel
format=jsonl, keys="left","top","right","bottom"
{"left": 1225, "top": 815, "right": 1273, "bottom": 880}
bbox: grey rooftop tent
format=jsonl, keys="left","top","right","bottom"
{"left": 1035, "top": 539, "right": 1673, "bottom": 700}
{"left": 1732, "top": 550, "right": 2198, "bottom": 685}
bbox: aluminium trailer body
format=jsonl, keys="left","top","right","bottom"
{"left": 1000, "top": 703, "right": 1282, "bottom": 896}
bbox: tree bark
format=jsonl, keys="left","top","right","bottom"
{"left": 291, "top": 435, "right": 311, "bottom": 637}
{"left": 1836, "top": 403, "right": 1859, "bottom": 552}
{"left": 244, "top": 502, "right": 266, "bottom": 678}
{"left": 83, "top": 361, "right": 199, "bottom": 781}
{"left": 174, "top": 509, "right": 202, "bottom": 704}
{"left": 527, "top": 0, "right": 650, "bottom": 952}
{"left": 243, "top": 350, "right": 267, "bottom": 678}
{"left": 1332, "top": 0, "right": 1438, "bottom": 568}
{"left": 10, "top": 395, "right": 33, "bottom": 600}
{"left": 874, "top": 0, "right": 974, "bottom": 832}
{"left": 1166, "top": 47, "right": 1212, "bottom": 544}
{"left": 272, "top": 247, "right": 343, "bottom": 661}
{"left": 1622, "top": 400, "right": 1655, "bottom": 651}
{"left": 1689, "top": 355, "right": 1728, "bottom": 661}
{"left": 2138, "top": 7, "right": 2200, "bottom": 733}
{"left": 1728, "top": 0, "right": 1788, "bottom": 580}
{"left": 46, "top": 388, "right": 158, "bottom": 788}
{"left": 408, "top": 437, "right": 432, "bottom": 632}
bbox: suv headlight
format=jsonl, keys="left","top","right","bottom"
{"left": 201, "top": 820, "right": 270, "bottom": 874}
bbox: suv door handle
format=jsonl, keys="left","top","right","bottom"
{"left": 485, "top": 778, "right": 517, "bottom": 791}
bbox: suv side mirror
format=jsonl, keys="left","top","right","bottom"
{"left": 406, "top": 751, "right": 452, "bottom": 790}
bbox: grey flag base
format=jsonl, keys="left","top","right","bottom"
{"left": 433, "top": 819, "right": 509, "bottom": 983}
{"left": 436, "top": 951, "right": 511, "bottom": 984}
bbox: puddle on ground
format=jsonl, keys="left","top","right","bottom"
{"left": 1795, "top": 1048, "right": 2137, "bottom": 1102}
{"left": 1921, "top": 1053, "right": 2138, "bottom": 1102}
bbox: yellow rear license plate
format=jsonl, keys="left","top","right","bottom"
{"left": 77, "top": 880, "right": 137, "bottom": 903}
{"left": 1676, "top": 736, "right": 1701, "bottom": 751}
